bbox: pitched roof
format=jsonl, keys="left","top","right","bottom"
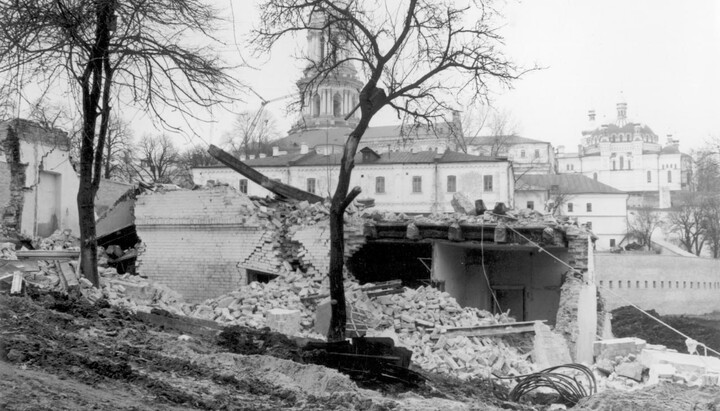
{"left": 273, "top": 122, "right": 458, "bottom": 150}
{"left": 470, "top": 135, "right": 550, "bottom": 145}
{"left": 516, "top": 174, "right": 625, "bottom": 194}
{"left": 195, "top": 149, "right": 504, "bottom": 169}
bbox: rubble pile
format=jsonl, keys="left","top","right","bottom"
{"left": 351, "top": 285, "right": 535, "bottom": 378}
{"left": 35, "top": 229, "right": 80, "bottom": 250}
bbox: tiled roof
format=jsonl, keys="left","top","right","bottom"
{"left": 516, "top": 174, "right": 625, "bottom": 194}
{"left": 470, "top": 135, "right": 550, "bottom": 145}
{"left": 195, "top": 149, "right": 503, "bottom": 169}
{"left": 273, "top": 123, "right": 457, "bottom": 150}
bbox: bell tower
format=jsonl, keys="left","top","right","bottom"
{"left": 291, "top": 11, "right": 363, "bottom": 132}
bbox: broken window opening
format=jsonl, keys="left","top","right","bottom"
{"left": 247, "top": 269, "right": 279, "bottom": 284}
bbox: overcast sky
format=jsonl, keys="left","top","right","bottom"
{"left": 138, "top": 0, "right": 720, "bottom": 152}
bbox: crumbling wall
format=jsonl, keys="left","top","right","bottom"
{"left": 135, "top": 187, "right": 260, "bottom": 302}
{"left": 554, "top": 229, "right": 598, "bottom": 361}
{"left": 0, "top": 123, "right": 27, "bottom": 231}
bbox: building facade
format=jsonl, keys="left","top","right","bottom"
{"left": 0, "top": 119, "right": 80, "bottom": 237}
{"left": 193, "top": 148, "right": 515, "bottom": 214}
{"left": 556, "top": 102, "right": 692, "bottom": 194}
{"left": 515, "top": 174, "right": 628, "bottom": 251}
{"left": 466, "top": 135, "right": 555, "bottom": 176}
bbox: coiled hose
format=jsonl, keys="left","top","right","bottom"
{"left": 493, "top": 363, "right": 597, "bottom": 406}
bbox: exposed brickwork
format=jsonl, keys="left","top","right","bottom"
{"left": 134, "top": 186, "right": 367, "bottom": 302}
{"left": 0, "top": 122, "right": 27, "bottom": 230}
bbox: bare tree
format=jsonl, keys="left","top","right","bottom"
{"left": 130, "top": 134, "right": 182, "bottom": 184}
{"left": 254, "top": 0, "right": 525, "bottom": 340}
{"left": 102, "top": 116, "right": 133, "bottom": 181}
{"left": 669, "top": 192, "right": 706, "bottom": 256}
{"left": 701, "top": 195, "right": 720, "bottom": 259}
{"left": 0, "top": 0, "right": 236, "bottom": 286}
{"left": 627, "top": 206, "right": 662, "bottom": 251}
{"left": 223, "top": 110, "right": 280, "bottom": 156}
{"left": 486, "top": 109, "right": 519, "bottom": 157}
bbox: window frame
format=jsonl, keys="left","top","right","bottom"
{"left": 239, "top": 179, "right": 248, "bottom": 194}
{"left": 483, "top": 175, "right": 493, "bottom": 192}
{"left": 306, "top": 178, "right": 316, "bottom": 194}
{"left": 446, "top": 175, "right": 457, "bottom": 193}
{"left": 412, "top": 176, "right": 422, "bottom": 193}
{"left": 375, "top": 176, "right": 385, "bottom": 194}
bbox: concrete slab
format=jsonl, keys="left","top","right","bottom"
{"left": 594, "top": 337, "right": 646, "bottom": 360}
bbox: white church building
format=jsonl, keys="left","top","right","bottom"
{"left": 556, "top": 102, "right": 692, "bottom": 201}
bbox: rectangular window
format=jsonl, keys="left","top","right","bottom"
{"left": 307, "top": 178, "right": 316, "bottom": 194}
{"left": 627, "top": 281, "right": 631, "bottom": 288}
{"left": 668, "top": 170, "right": 672, "bottom": 183}
{"left": 412, "top": 176, "right": 422, "bottom": 193}
{"left": 618, "top": 281, "right": 622, "bottom": 288}
{"left": 520, "top": 150, "right": 526, "bottom": 158}
{"left": 636, "top": 281, "right": 640, "bottom": 288}
{"left": 375, "top": 176, "right": 385, "bottom": 194}
{"left": 567, "top": 203, "right": 574, "bottom": 212}
{"left": 447, "top": 175, "right": 456, "bottom": 192}
{"left": 645, "top": 281, "right": 648, "bottom": 288}
{"left": 586, "top": 203, "right": 592, "bottom": 212}
{"left": 534, "top": 149, "right": 540, "bottom": 159}
{"left": 653, "top": 281, "right": 656, "bottom": 288}
{"left": 526, "top": 201, "right": 534, "bottom": 210}
{"left": 239, "top": 179, "right": 248, "bottom": 194}
{"left": 610, "top": 239, "right": 616, "bottom": 247}
{"left": 609, "top": 281, "right": 613, "bottom": 289}
{"left": 483, "top": 175, "right": 493, "bottom": 191}
{"left": 647, "top": 171, "right": 652, "bottom": 183}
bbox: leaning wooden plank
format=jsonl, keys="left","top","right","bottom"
{"left": 16, "top": 250, "right": 80, "bottom": 259}
{"left": 208, "top": 144, "right": 324, "bottom": 203}
{"left": 361, "top": 280, "right": 402, "bottom": 291}
{"left": 10, "top": 272, "right": 23, "bottom": 294}
{"left": 430, "top": 321, "right": 543, "bottom": 339}
{"left": 367, "top": 288, "right": 404, "bottom": 298}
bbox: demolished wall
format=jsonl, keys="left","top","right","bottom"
{"left": 134, "top": 187, "right": 366, "bottom": 302}
{"left": 0, "top": 124, "right": 26, "bottom": 231}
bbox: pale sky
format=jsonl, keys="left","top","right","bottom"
{"left": 70, "top": 1, "right": 720, "bottom": 153}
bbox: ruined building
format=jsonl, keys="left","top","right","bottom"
{"left": 0, "top": 119, "right": 80, "bottom": 237}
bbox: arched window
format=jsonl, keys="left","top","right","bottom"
{"left": 593, "top": 173, "right": 598, "bottom": 181}
{"left": 619, "top": 156, "right": 624, "bottom": 170}
{"left": 668, "top": 170, "right": 672, "bottom": 183}
{"left": 647, "top": 170, "right": 652, "bottom": 183}
{"left": 312, "top": 93, "right": 321, "bottom": 117}
{"left": 333, "top": 93, "right": 342, "bottom": 117}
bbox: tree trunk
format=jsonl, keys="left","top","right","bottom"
{"left": 327, "top": 112, "right": 371, "bottom": 341}
{"left": 78, "top": 180, "right": 99, "bottom": 287}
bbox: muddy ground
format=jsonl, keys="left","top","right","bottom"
{"left": 0, "top": 292, "right": 527, "bottom": 410}
{"left": 3, "top": 294, "right": 720, "bottom": 411}
{"left": 612, "top": 306, "right": 720, "bottom": 356}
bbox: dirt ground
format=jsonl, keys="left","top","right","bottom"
{"left": 4, "top": 294, "right": 720, "bottom": 411}
{"left": 611, "top": 306, "right": 720, "bottom": 355}
{"left": 0, "top": 292, "right": 527, "bottom": 411}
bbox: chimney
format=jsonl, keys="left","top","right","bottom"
{"left": 259, "top": 153, "right": 266, "bottom": 158}
{"left": 588, "top": 109, "right": 596, "bottom": 122}
{"left": 272, "top": 146, "right": 279, "bottom": 157}
{"left": 300, "top": 143, "right": 308, "bottom": 154}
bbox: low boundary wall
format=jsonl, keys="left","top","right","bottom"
{"left": 595, "top": 254, "right": 720, "bottom": 315}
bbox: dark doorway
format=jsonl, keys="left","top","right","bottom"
{"left": 493, "top": 286, "right": 525, "bottom": 321}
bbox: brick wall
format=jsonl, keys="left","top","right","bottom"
{"left": 596, "top": 254, "right": 720, "bottom": 315}
{"left": 135, "top": 187, "right": 261, "bottom": 302}
{"left": 135, "top": 186, "right": 367, "bottom": 302}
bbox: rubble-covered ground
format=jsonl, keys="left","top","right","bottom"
{"left": 612, "top": 306, "right": 720, "bottom": 357}
{"left": 0, "top": 291, "right": 537, "bottom": 411}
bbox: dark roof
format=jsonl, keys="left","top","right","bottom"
{"left": 584, "top": 122, "right": 656, "bottom": 137}
{"left": 470, "top": 135, "right": 550, "bottom": 145}
{"left": 274, "top": 122, "right": 458, "bottom": 150}
{"left": 661, "top": 145, "right": 681, "bottom": 154}
{"left": 195, "top": 149, "right": 504, "bottom": 169}
{"left": 516, "top": 174, "right": 625, "bottom": 194}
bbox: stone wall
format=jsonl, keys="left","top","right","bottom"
{"left": 596, "top": 254, "right": 720, "bottom": 315}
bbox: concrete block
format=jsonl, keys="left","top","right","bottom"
{"left": 267, "top": 308, "right": 301, "bottom": 336}
{"left": 615, "top": 361, "right": 646, "bottom": 382}
{"left": 533, "top": 321, "right": 572, "bottom": 370}
{"left": 593, "top": 337, "right": 646, "bottom": 360}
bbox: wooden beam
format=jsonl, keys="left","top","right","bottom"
{"left": 430, "top": 320, "right": 544, "bottom": 339}
{"left": 16, "top": 250, "right": 80, "bottom": 259}
{"left": 207, "top": 145, "right": 323, "bottom": 203}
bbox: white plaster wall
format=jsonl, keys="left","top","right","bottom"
{"left": 19, "top": 140, "right": 79, "bottom": 237}
{"left": 193, "top": 160, "right": 513, "bottom": 213}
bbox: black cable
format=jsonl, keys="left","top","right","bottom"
{"left": 493, "top": 363, "right": 596, "bottom": 406}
